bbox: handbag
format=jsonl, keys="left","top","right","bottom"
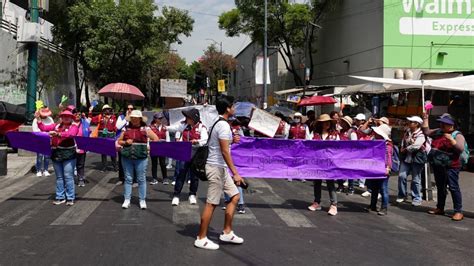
{"left": 51, "top": 147, "right": 76, "bottom": 162}
{"left": 428, "top": 148, "right": 452, "bottom": 167}
{"left": 191, "top": 118, "right": 226, "bottom": 181}
{"left": 412, "top": 150, "right": 428, "bottom": 164}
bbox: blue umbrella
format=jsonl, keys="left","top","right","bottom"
{"left": 234, "top": 102, "right": 256, "bottom": 118}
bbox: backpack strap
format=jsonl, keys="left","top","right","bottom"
{"left": 206, "top": 117, "right": 227, "bottom": 146}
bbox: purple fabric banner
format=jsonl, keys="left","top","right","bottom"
{"left": 7, "top": 131, "right": 52, "bottom": 156}
{"left": 231, "top": 137, "right": 387, "bottom": 180}
{"left": 74, "top": 136, "right": 117, "bottom": 157}
{"left": 150, "top": 141, "right": 192, "bottom": 162}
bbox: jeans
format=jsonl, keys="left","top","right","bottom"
{"left": 224, "top": 186, "right": 244, "bottom": 205}
{"left": 36, "top": 153, "right": 50, "bottom": 172}
{"left": 313, "top": 180, "right": 337, "bottom": 204}
{"left": 432, "top": 165, "right": 462, "bottom": 213}
{"left": 174, "top": 161, "right": 198, "bottom": 197}
{"left": 368, "top": 177, "right": 389, "bottom": 209}
{"left": 122, "top": 157, "right": 148, "bottom": 201}
{"left": 76, "top": 153, "right": 86, "bottom": 182}
{"left": 359, "top": 178, "right": 366, "bottom": 187}
{"left": 151, "top": 156, "right": 168, "bottom": 180}
{"left": 398, "top": 161, "right": 423, "bottom": 203}
{"left": 53, "top": 159, "right": 76, "bottom": 200}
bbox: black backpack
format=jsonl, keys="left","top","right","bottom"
{"left": 191, "top": 118, "right": 226, "bottom": 181}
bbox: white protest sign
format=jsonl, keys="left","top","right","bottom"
{"left": 248, "top": 108, "right": 281, "bottom": 138}
{"left": 160, "top": 79, "right": 187, "bottom": 98}
{"left": 168, "top": 105, "right": 219, "bottom": 130}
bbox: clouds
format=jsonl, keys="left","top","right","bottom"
{"left": 155, "top": 0, "right": 250, "bottom": 63}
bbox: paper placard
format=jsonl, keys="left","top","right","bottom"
{"left": 248, "top": 108, "right": 281, "bottom": 138}
{"left": 160, "top": 79, "right": 187, "bottom": 98}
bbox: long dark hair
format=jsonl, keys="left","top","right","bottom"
{"left": 313, "top": 120, "right": 336, "bottom": 135}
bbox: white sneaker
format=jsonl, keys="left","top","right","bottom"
{"left": 343, "top": 181, "right": 349, "bottom": 187}
{"left": 300, "top": 179, "right": 306, "bottom": 183}
{"left": 287, "top": 178, "right": 293, "bottom": 182}
{"left": 166, "top": 164, "right": 173, "bottom": 169}
{"left": 378, "top": 193, "right": 382, "bottom": 200}
{"left": 122, "top": 199, "right": 131, "bottom": 209}
{"left": 194, "top": 237, "right": 219, "bottom": 250}
{"left": 189, "top": 195, "right": 197, "bottom": 205}
{"left": 361, "top": 191, "right": 371, "bottom": 197}
{"left": 36, "top": 171, "right": 43, "bottom": 177}
{"left": 172, "top": 197, "right": 180, "bottom": 206}
{"left": 219, "top": 231, "right": 244, "bottom": 244}
{"left": 171, "top": 181, "right": 176, "bottom": 186}
{"left": 187, "top": 180, "right": 191, "bottom": 184}
{"left": 139, "top": 200, "right": 147, "bottom": 210}
{"left": 43, "top": 171, "right": 51, "bottom": 177}
{"left": 396, "top": 198, "right": 405, "bottom": 203}
{"left": 359, "top": 184, "right": 365, "bottom": 188}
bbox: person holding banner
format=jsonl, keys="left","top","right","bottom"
{"left": 195, "top": 95, "right": 245, "bottom": 250}
{"left": 32, "top": 107, "right": 54, "bottom": 177}
{"left": 117, "top": 110, "right": 158, "bottom": 210}
{"left": 352, "top": 113, "right": 375, "bottom": 195}
{"left": 69, "top": 105, "right": 91, "bottom": 187}
{"left": 337, "top": 116, "right": 356, "bottom": 195}
{"left": 149, "top": 112, "right": 170, "bottom": 185}
{"left": 308, "top": 114, "right": 340, "bottom": 216}
{"left": 168, "top": 108, "right": 208, "bottom": 206}
{"left": 116, "top": 104, "right": 134, "bottom": 185}
{"left": 39, "top": 110, "right": 79, "bottom": 206}
{"left": 288, "top": 112, "right": 311, "bottom": 182}
{"left": 365, "top": 124, "right": 393, "bottom": 216}
{"left": 90, "top": 105, "right": 118, "bottom": 172}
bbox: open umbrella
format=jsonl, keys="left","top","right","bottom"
{"left": 297, "top": 95, "right": 336, "bottom": 107}
{"left": 234, "top": 102, "right": 256, "bottom": 118}
{"left": 98, "top": 83, "right": 145, "bottom": 101}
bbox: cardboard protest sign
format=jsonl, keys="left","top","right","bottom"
{"left": 168, "top": 105, "right": 219, "bottom": 130}
{"left": 248, "top": 108, "right": 281, "bottom": 138}
{"left": 160, "top": 79, "right": 187, "bottom": 98}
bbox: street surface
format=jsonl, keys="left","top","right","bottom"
{"left": 0, "top": 154, "right": 473, "bottom": 265}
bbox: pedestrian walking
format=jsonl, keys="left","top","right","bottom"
{"left": 423, "top": 113, "right": 466, "bottom": 221}
{"left": 195, "top": 95, "right": 245, "bottom": 250}
{"left": 149, "top": 112, "right": 170, "bottom": 185}
{"left": 397, "top": 116, "right": 426, "bottom": 206}
{"left": 308, "top": 114, "right": 339, "bottom": 216}
{"left": 117, "top": 110, "right": 158, "bottom": 210}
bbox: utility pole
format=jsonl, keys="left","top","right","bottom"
{"left": 25, "top": 0, "right": 39, "bottom": 124}
{"left": 263, "top": 0, "right": 268, "bottom": 109}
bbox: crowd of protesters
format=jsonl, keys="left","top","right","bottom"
{"left": 30, "top": 96, "right": 468, "bottom": 250}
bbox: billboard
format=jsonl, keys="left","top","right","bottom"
{"left": 384, "top": 0, "right": 474, "bottom": 70}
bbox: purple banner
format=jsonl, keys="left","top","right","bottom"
{"left": 150, "top": 141, "right": 192, "bottom": 162}
{"left": 75, "top": 136, "right": 117, "bottom": 157}
{"left": 231, "top": 137, "right": 387, "bottom": 180}
{"left": 7, "top": 131, "right": 52, "bottom": 156}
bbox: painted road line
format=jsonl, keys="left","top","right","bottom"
{"left": 0, "top": 175, "right": 44, "bottom": 204}
{"left": 232, "top": 206, "right": 261, "bottom": 226}
{"left": 50, "top": 173, "right": 115, "bottom": 226}
{"left": 172, "top": 203, "right": 201, "bottom": 225}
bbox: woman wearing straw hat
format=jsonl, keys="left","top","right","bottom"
{"left": 365, "top": 123, "right": 393, "bottom": 216}
{"left": 117, "top": 110, "right": 159, "bottom": 210}
{"left": 308, "top": 114, "right": 340, "bottom": 216}
{"left": 38, "top": 110, "right": 79, "bottom": 205}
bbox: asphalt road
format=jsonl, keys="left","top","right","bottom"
{"left": 0, "top": 155, "right": 473, "bottom": 265}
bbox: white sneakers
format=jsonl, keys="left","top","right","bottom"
{"left": 189, "top": 195, "right": 197, "bottom": 205}
{"left": 361, "top": 191, "right": 371, "bottom": 197}
{"left": 36, "top": 171, "right": 42, "bottom": 177}
{"left": 139, "top": 200, "right": 147, "bottom": 210}
{"left": 396, "top": 198, "right": 405, "bottom": 203}
{"left": 194, "top": 231, "right": 244, "bottom": 250}
{"left": 43, "top": 171, "right": 51, "bottom": 177}
{"left": 122, "top": 199, "right": 131, "bottom": 209}
{"left": 172, "top": 197, "right": 180, "bottom": 206}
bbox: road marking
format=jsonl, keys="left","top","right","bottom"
{"left": 0, "top": 175, "right": 44, "bottom": 204}
{"left": 172, "top": 203, "right": 201, "bottom": 225}
{"left": 383, "top": 211, "right": 429, "bottom": 232}
{"left": 50, "top": 173, "right": 115, "bottom": 226}
{"left": 232, "top": 207, "right": 261, "bottom": 226}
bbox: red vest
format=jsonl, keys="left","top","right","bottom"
{"left": 52, "top": 124, "right": 76, "bottom": 148}
{"left": 182, "top": 123, "right": 204, "bottom": 142}
{"left": 98, "top": 115, "right": 117, "bottom": 132}
{"left": 313, "top": 130, "right": 339, "bottom": 140}
{"left": 356, "top": 129, "right": 374, "bottom": 140}
{"left": 339, "top": 128, "right": 354, "bottom": 141}
{"left": 150, "top": 124, "right": 167, "bottom": 140}
{"left": 123, "top": 126, "right": 148, "bottom": 143}
{"left": 275, "top": 121, "right": 286, "bottom": 135}
{"left": 431, "top": 131, "right": 461, "bottom": 169}
{"left": 289, "top": 123, "right": 307, "bottom": 139}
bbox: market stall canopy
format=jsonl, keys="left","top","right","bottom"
{"left": 339, "top": 83, "right": 389, "bottom": 95}
{"left": 349, "top": 75, "right": 474, "bottom": 92}
{"left": 297, "top": 95, "right": 337, "bottom": 107}
{"left": 265, "top": 106, "right": 296, "bottom": 117}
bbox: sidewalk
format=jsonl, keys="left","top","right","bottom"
{"left": 2, "top": 153, "right": 36, "bottom": 179}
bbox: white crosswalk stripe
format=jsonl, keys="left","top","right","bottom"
{"left": 172, "top": 203, "right": 201, "bottom": 225}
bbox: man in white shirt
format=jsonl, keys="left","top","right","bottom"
{"left": 194, "top": 95, "right": 245, "bottom": 250}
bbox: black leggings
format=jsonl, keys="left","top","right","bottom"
{"left": 151, "top": 156, "right": 168, "bottom": 180}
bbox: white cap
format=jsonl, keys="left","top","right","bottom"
{"left": 294, "top": 112, "right": 303, "bottom": 117}
{"left": 354, "top": 113, "right": 366, "bottom": 121}
{"left": 407, "top": 116, "right": 423, "bottom": 125}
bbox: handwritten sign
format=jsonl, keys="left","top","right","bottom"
{"left": 160, "top": 79, "right": 187, "bottom": 98}
{"left": 248, "top": 108, "right": 281, "bottom": 138}
{"left": 231, "top": 137, "right": 387, "bottom": 179}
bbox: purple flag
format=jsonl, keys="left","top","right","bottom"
{"left": 75, "top": 136, "right": 117, "bottom": 157}
{"left": 7, "top": 131, "right": 52, "bottom": 156}
{"left": 231, "top": 137, "right": 387, "bottom": 180}
{"left": 150, "top": 141, "right": 192, "bottom": 162}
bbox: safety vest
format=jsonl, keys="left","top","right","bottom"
{"left": 313, "top": 130, "right": 339, "bottom": 141}
{"left": 182, "top": 123, "right": 204, "bottom": 142}
{"left": 289, "top": 123, "right": 307, "bottom": 139}
{"left": 121, "top": 126, "right": 148, "bottom": 159}
{"left": 150, "top": 124, "right": 167, "bottom": 140}
{"left": 52, "top": 123, "right": 76, "bottom": 148}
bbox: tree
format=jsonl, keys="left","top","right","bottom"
{"left": 199, "top": 44, "right": 237, "bottom": 97}
{"left": 218, "top": 0, "right": 339, "bottom": 87}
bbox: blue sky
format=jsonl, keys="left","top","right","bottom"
{"left": 154, "top": 0, "right": 251, "bottom": 64}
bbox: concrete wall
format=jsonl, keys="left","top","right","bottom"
{"left": 311, "top": 0, "right": 384, "bottom": 85}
